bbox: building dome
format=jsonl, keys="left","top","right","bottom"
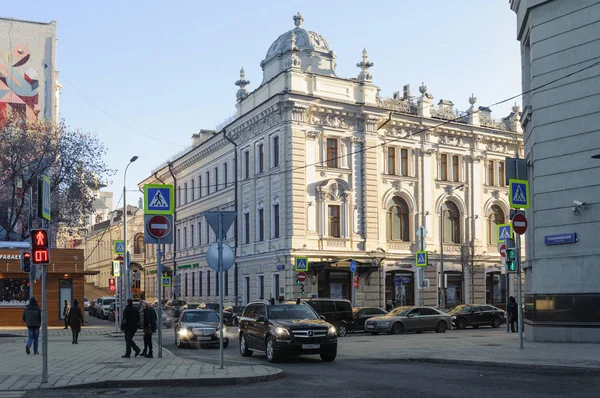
{"left": 259, "top": 13, "right": 337, "bottom": 84}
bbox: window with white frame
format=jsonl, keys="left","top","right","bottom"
{"left": 191, "top": 179, "right": 195, "bottom": 201}
{"left": 271, "top": 134, "right": 280, "bottom": 168}
{"left": 178, "top": 187, "right": 182, "bottom": 207}
{"left": 184, "top": 183, "right": 188, "bottom": 204}
{"left": 197, "top": 222, "right": 202, "bottom": 246}
{"left": 257, "top": 142, "right": 265, "bottom": 174}
{"left": 177, "top": 229, "right": 181, "bottom": 248}
{"left": 198, "top": 175, "right": 202, "bottom": 198}
{"left": 257, "top": 275, "right": 265, "bottom": 299}
{"left": 183, "top": 227, "right": 187, "bottom": 249}
{"left": 258, "top": 208, "right": 265, "bottom": 241}
{"left": 440, "top": 154, "right": 461, "bottom": 182}
{"left": 223, "top": 161, "right": 228, "bottom": 188}
{"left": 328, "top": 205, "right": 341, "bottom": 237}
{"left": 206, "top": 171, "right": 210, "bottom": 195}
{"left": 272, "top": 204, "right": 280, "bottom": 239}
{"left": 326, "top": 138, "right": 339, "bottom": 168}
{"left": 207, "top": 270, "right": 211, "bottom": 296}
{"left": 386, "top": 147, "right": 410, "bottom": 176}
{"left": 243, "top": 150, "right": 250, "bottom": 180}
{"left": 190, "top": 225, "right": 194, "bottom": 247}
{"left": 205, "top": 220, "right": 210, "bottom": 244}
{"left": 272, "top": 273, "right": 280, "bottom": 300}
{"left": 214, "top": 167, "right": 219, "bottom": 192}
{"left": 486, "top": 160, "right": 506, "bottom": 187}
{"left": 244, "top": 212, "right": 250, "bottom": 244}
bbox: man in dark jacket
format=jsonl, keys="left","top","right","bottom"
{"left": 508, "top": 296, "right": 518, "bottom": 333}
{"left": 63, "top": 300, "right": 71, "bottom": 329}
{"left": 22, "top": 296, "right": 42, "bottom": 355}
{"left": 140, "top": 301, "right": 157, "bottom": 358}
{"left": 121, "top": 298, "right": 141, "bottom": 358}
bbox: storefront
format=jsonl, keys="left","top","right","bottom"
{"left": 311, "top": 260, "right": 379, "bottom": 304}
{"left": 486, "top": 268, "right": 507, "bottom": 310}
{"left": 0, "top": 248, "right": 96, "bottom": 327}
{"left": 385, "top": 264, "right": 415, "bottom": 307}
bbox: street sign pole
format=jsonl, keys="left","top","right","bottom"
{"left": 115, "top": 276, "right": 120, "bottom": 334}
{"left": 157, "top": 238, "right": 163, "bottom": 359}
{"left": 515, "top": 154, "right": 524, "bottom": 349}
{"left": 41, "top": 263, "right": 47, "bottom": 383}
{"left": 218, "top": 213, "right": 225, "bottom": 370}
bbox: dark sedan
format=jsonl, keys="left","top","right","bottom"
{"left": 175, "top": 309, "right": 229, "bottom": 348}
{"left": 450, "top": 304, "right": 506, "bottom": 329}
{"left": 349, "top": 307, "right": 387, "bottom": 332}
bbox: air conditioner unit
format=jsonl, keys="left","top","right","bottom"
{"left": 422, "top": 279, "right": 430, "bottom": 289}
{"left": 403, "top": 84, "right": 412, "bottom": 99}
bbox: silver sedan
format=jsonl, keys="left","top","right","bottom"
{"left": 364, "top": 306, "right": 452, "bottom": 335}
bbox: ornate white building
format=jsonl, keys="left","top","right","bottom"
{"left": 140, "top": 13, "right": 523, "bottom": 310}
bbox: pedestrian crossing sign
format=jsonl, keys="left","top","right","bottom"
{"left": 144, "top": 184, "right": 174, "bottom": 215}
{"left": 294, "top": 257, "right": 309, "bottom": 272}
{"left": 497, "top": 224, "right": 513, "bottom": 243}
{"left": 415, "top": 251, "right": 428, "bottom": 267}
{"left": 509, "top": 179, "right": 530, "bottom": 209}
{"left": 113, "top": 240, "right": 125, "bottom": 254}
{"left": 161, "top": 277, "right": 171, "bottom": 287}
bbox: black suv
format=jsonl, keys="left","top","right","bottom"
{"left": 305, "top": 298, "right": 353, "bottom": 337}
{"left": 238, "top": 299, "right": 338, "bottom": 363}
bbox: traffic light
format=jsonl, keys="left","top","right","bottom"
{"left": 20, "top": 250, "right": 31, "bottom": 273}
{"left": 354, "top": 276, "right": 359, "bottom": 288}
{"left": 300, "top": 283, "right": 305, "bottom": 295}
{"left": 108, "top": 277, "right": 116, "bottom": 292}
{"left": 506, "top": 248, "right": 517, "bottom": 273}
{"left": 30, "top": 229, "right": 49, "bottom": 265}
{"left": 296, "top": 279, "right": 301, "bottom": 285}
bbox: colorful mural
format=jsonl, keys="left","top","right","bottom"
{"left": 0, "top": 44, "right": 40, "bottom": 120}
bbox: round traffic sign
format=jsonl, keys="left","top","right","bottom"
{"left": 499, "top": 244, "right": 507, "bottom": 258}
{"left": 147, "top": 215, "right": 171, "bottom": 239}
{"left": 297, "top": 272, "right": 307, "bottom": 283}
{"left": 512, "top": 213, "right": 528, "bottom": 235}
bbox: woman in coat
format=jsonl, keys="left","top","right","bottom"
{"left": 69, "top": 299, "right": 84, "bottom": 344}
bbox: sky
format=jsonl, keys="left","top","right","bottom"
{"left": 2, "top": 0, "right": 522, "bottom": 209}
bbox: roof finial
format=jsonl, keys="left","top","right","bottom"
{"left": 290, "top": 31, "right": 301, "bottom": 68}
{"left": 469, "top": 93, "right": 477, "bottom": 105}
{"left": 357, "top": 48, "right": 374, "bottom": 82}
{"left": 235, "top": 67, "right": 250, "bottom": 101}
{"left": 293, "top": 12, "right": 304, "bottom": 28}
{"left": 419, "top": 82, "right": 427, "bottom": 95}
{"left": 512, "top": 102, "right": 520, "bottom": 113}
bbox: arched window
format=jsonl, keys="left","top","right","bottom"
{"left": 442, "top": 201, "right": 461, "bottom": 243}
{"left": 387, "top": 196, "right": 410, "bottom": 241}
{"left": 134, "top": 234, "right": 145, "bottom": 254}
{"left": 487, "top": 205, "right": 505, "bottom": 244}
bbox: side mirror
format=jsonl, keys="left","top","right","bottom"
{"left": 256, "top": 315, "right": 267, "bottom": 323}
{"left": 407, "top": 313, "right": 415, "bottom": 318}
{"left": 320, "top": 315, "right": 326, "bottom": 320}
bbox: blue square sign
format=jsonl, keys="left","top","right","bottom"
{"left": 509, "top": 179, "right": 530, "bottom": 209}
{"left": 144, "top": 184, "right": 174, "bottom": 215}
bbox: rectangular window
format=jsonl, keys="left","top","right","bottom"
{"left": 225, "top": 270, "right": 229, "bottom": 296}
{"left": 198, "top": 176, "right": 202, "bottom": 198}
{"left": 190, "top": 225, "right": 194, "bottom": 248}
{"left": 205, "top": 221, "right": 210, "bottom": 244}
{"left": 326, "top": 138, "right": 338, "bottom": 168}
{"left": 452, "top": 155, "right": 460, "bottom": 182}
{"left": 258, "top": 275, "right": 264, "bottom": 299}
{"left": 387, "top": 147, "right": 396, "bottom": 175}
{"left": 224, "top": 162, "right": 228, "bottom": 188}
{"left": 191, "top": 271, "right": 195, "bottom": 297}
{"left": 244, "top": 276, "right": 250, "bottom": 304}
{"left": 499, "top": 161, "right": 505, "bottom": 187}
{"left": 258, "top": 143, "right": 264, "bottom": 173}
{"left": 197, "top": 223, "right": 202, "bottom": 246}
{"left": 183, "top": 227, "right": 187, "bottom": 249}
{"left": 244, "top": 213, "right": 250, "bottom": 244}
{"left": 184, "top": 183, "right": 188, "bottom": 204}
{"left": 184, "top": 273, "right": 188, "bottom": 297}
{"left": 272, "top": 135, "right": 280, "bottom": 167}
{"left": 191, "top": 180, "right": 195, "bottom": 201}
{"left": 207, "top": 270, "right": 211, "bottom": 296}
{"left": 401, "top": 148, "right": 408, "bottom": 176}
{"left": 178, "top": 187, "right": 182, "bottom": 207}
{"left": 0, "top": 278, "right": 30, "bottom": 303}
{"left": 440, "top": 154, "right": 448, "bottom": 181}
{"left": 273, "top": 274, "right": 280, "bottom": 300}
{"left": 243, "top": 150, "right": 250, "bottom": 180}
{"left": 487, "top": 160, "right": 495, "bottom": 185}
{"left": 177, "top": 229, "right": 181, "bottom": 248}
{"left": 214, "top": 167, "right": 219, "bottom": 192}
{"left": 273, "top": 204, "right": 280, "bottom": 238}
{"left": 328, "top": 205, "right": 341, "bottom": 238}
{"left": 258, "top": 209, "right": 265, "bottom": 241}
{"left": 206, "top": 171, "right": 210, "bottom": 195}
{"left": 216, "top": 271, "right": 219, "bottom": 296}
{"left": 199, "top": 272, "right": 203, "bottom": 297}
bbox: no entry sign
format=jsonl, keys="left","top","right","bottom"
{"left": 297, "top": 272, "right": 307, "bottom": 283}
{"left": 512, "top": 213, "right": 528, "bottom": 235}
{"left": 147, "top": 215, "right": 171, "bottom": 239}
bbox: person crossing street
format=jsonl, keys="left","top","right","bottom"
{"left": 121, "top": 298, "right": 141, "bottom": 358}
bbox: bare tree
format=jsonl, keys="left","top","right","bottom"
{"left": 0, "top": 112, "right": 114, "bottom": 242}
{"left": 459, "top": 241, "right": 486, "bottom": 303}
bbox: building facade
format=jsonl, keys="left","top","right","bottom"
{"left": 140, "top": 14, "right": 523, "bottom": 310}
{"left": 510, "top": 0, "right": 600, "bottom": 342}
{"left": 0, "top": 17, "right": 60, "bottom": 122}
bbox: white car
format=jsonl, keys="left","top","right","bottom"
{"left": 97, "top": 296, "right": 116, "bottom": 319}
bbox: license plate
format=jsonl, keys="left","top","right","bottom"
{"left": 198, "top": 337, "right": 212, "bottom": 341}
{"left": 302, "top": 344, "right": 320, "bottom": 350}
{"left": 366, "top": 324, "right": 374, "bottom": 329}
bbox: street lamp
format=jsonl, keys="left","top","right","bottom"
{"left": 439, "top": 184, "right": 464, "bottom": 312}
{"left": 123, "top": 156, "right": 138, "bottom": 304}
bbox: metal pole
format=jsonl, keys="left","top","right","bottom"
{"left": 418, "top": 233, "right": 424, "bottom": 306}
{"left": 123, "top": 183, "right": 128, "bottom": 303}
{"left": 439, "top": 206, "right": 445, "bottom": 312}
{"left": 115, "top": 276, "right": 120, "bottom": 334}
{"left": 218, "top": 213, "right": 224, "bottom": 370}
{"left": 28, "top": 186, "right": 33, "bottom": 300}
{"left": 517, "top": 235, "right": 523, "bottom": 349}
{"left": 41, "top": 263, "right": 48, "bottom": 383}
{"left": 506, "top": 273, "right": 510, "bottom": 332}
{"left": 157, "top": 238, "right": 163, "bottom": 358}
{"left": 351, "top": 270, "right": 356, "bottom": 307}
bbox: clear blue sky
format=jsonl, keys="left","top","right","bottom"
{"left": 2, "top": 1, "right": 521, "bottom": 208}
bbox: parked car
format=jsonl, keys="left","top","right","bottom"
{"left": 364, "top": 306, "right": 452, "bottom": 335}
{"left": 96, "top": 297, "right": 116, "bottom": 319}
{"left": 83, "top": 298, "right": 90, "bottom": 310}
{"left": 165, "top": 300, "right": 187, "bottom": 318}
{"left": 449, "top": 304, "right": 506, "bottom": 329}
{"left": 89, "top": 301, "right": 97, "bottom": 316}
{"left": 349, "top": 307, "right": 387, "bottom": 333}
{"left": 199, "top": 302, "right": 220, "bottom": 311}
{"left": 238, "top": 299, "right": 337, "bottom": 363}
{"left": 305, "top": 298, "right": 353, "bottom": 337}
{"left": 175, "top": 309, "right": 228, "bottom": 348}
{"left": 154, "top": 308, "right": 173, "bottom": 329}
{"left": 182, "top": 302, "right": 202, "bottom": 310}
{"left": 108, "top": 302, "right": 119, "bottom": 322}
{"left": 223, "top": 306, "right": 243, "bottom": 326}
{"left": 151, "top": 299, "right": 169, "bottom": 308}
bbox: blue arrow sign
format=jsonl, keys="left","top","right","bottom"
{"left": 350, "top": 260, "right": 357, "bottom": 273}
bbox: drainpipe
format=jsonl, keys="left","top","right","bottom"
{"left": 222, "top": 129, "right": 239, "bottom": 306}
{"left": 167, "top": 162, "right": 177, "bottom": 300}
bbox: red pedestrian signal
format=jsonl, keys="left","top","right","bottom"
{"left": 354, "top": 276, "right": 359, "bottom": 288}
{"left": 30, "top": 229, "right": 50, "bottom": 265}
{"left": 108, "top": 277, "right": 116, "bottom": 292}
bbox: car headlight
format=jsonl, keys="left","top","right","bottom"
{"left": 275, "top": 327, "right": 290, "bottom": 337}
{"left": 451, "top": 316, "right": 456, "bottom": 320}
{"left": 328, "top": 326, "right": 337, "bottom": 336}
{"left": 378, "top": 321, "right": 390, "bottom": 326}
{"left": 178, "top": 327, "right": 191, "bottom": 337}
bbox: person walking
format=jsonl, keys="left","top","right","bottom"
{"left": 508, "top": 296, "right": 518, "bottom": 333}
{"left": 140, "top": 301, "right": 157, "bottom": 358}
{"left": 62, "top": 300, "right": 71, "bottom": 329}
{"left": 22, "top": 296, "right": 41, "bottom": 355}
{"left": 121, "top": 298, "right": 141, "bottom": 358}
{"left": 69, "top": 299, "right": 84, "bottom": 344}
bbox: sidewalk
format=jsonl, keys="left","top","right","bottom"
{"left": 0, "top": 332, "right": 282, "bottom": 391}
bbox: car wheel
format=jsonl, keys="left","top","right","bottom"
{"left": 457, "top": 318, "right": 467, "bottom": 330}
{"left": 391, "top": 322, "right": 404, "bottom": 335}
{"left": 435, "top": 321, "right": 448, "bottom": 333}
{"left": 371, "top": 332, "right": 379, "bottom": 335}
{"left": 472, "top": 325, "right": 480, "bottom": 329}
{"left": 320, "top": 349, "right": 337, "bottom": 362}
{"left": 223, "top": 339, "right": 229, "bottom": 349}
{"left": 239, "top": 333, "right": 252, "bottom": 357}
{"left": 338, "top": 323, "right": 348, "bottom": 337}
{"left": 492, "top": 317, "right": 501, "bottom": 328}
{"left": 175, "top": 334, "right": 184, "bottom": 348}
{"left": 265, "top": 336, "right": 279, "bottom": 363}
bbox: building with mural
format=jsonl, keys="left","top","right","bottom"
{"left": 140, "top": 13, "right": 524, "bottom": 312}
{"left": 0, "top": 17, "right": 59, "bottom": 122}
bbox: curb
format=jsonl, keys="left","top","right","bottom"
{"left": 44, "top": 369, "right": 284, "bottom": 389}
{"left": 403, "top": 357, "right": 600, "bottom": 374}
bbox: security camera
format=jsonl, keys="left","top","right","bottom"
{"left": 573, "top": 200, "right": 585, "bottom": 206}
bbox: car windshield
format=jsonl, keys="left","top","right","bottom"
{"left": 186, "top": 303, "right": 201, "bottom": 309}
{"left": 181, "top": 311, "right": 219, "bottom": 323}
{"left": 387, "top": 306, "right": 413, "bottom": 316}
{"left": 171, "top": 300, "right": 186, "bottom": 307}
{"left": 449, "top": 305, "right": 473, "bottom": 315}
{"left": 103, "top": 299, "right": 115, "bottom": 305}
{"left": 268, "top": 305, "right": 319, "bottom": 320}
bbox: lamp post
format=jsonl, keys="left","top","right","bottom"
{"left": 439, "top": 184, "right": 464, "bottom": 312}
{"left": 123, "top": 156, "right": 138, "bottom": 304}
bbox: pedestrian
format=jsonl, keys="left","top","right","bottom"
{"left": 508, "top": 296, "right": 518, "bottom": 333}
{"left": 386, "top": 301, "right": 393, "bottom": 312}
{"left": 22, "top": 296, "right": 41, "bottom": 355}
{"left": 140, "top": 301, "right": 157, "bottom": 358}
{"left": 63, "top": 300, "right": 71, "bottom": 329}
{"left": 69, "top": 299, "right": 84, "bottom": 344}
{"left": 121, "top": 298, "right": 141, "bottom": 358}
